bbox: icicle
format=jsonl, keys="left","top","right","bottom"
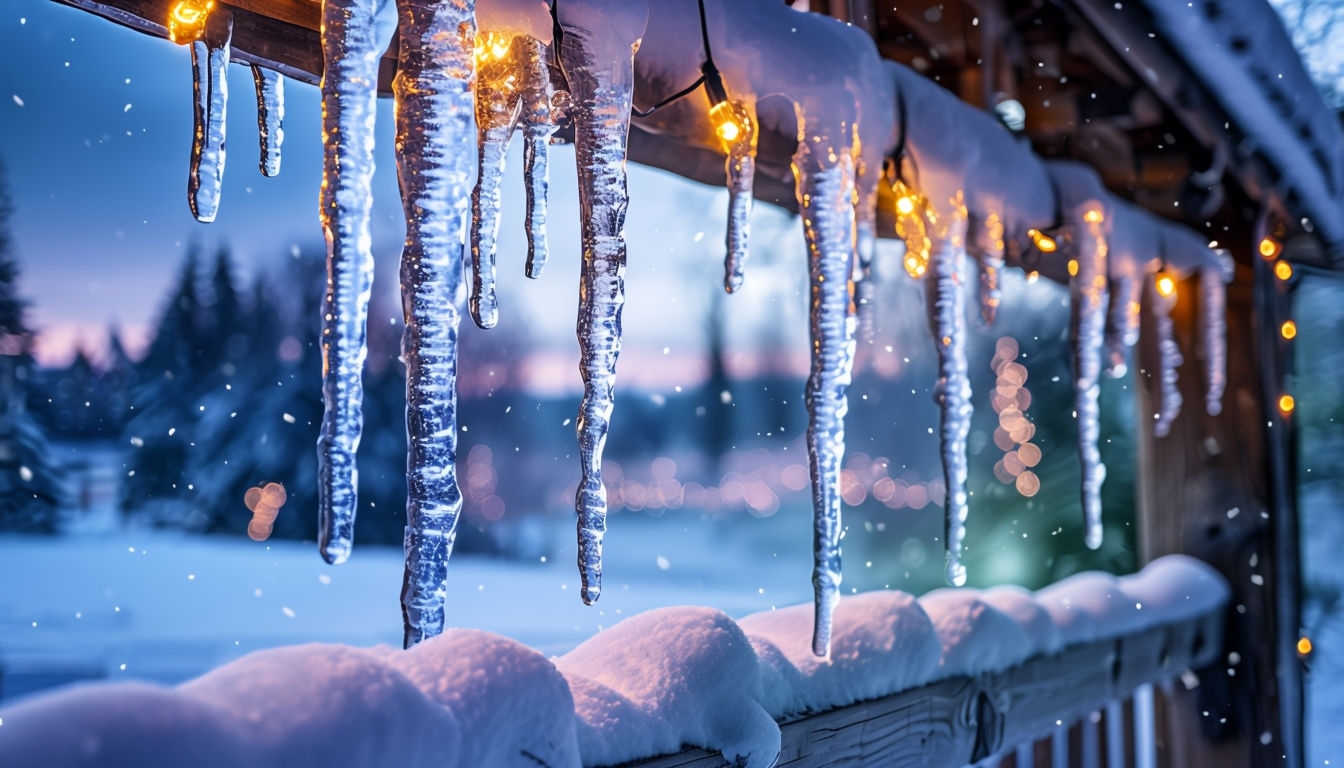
{"left": 795, "top": 146, "right": 858, "bottom": 658}
{"left": 1133, "top": 684, "right": 1157, "bottom": 768}
{"left": 316, "top": 0, "right": 387, "bottom": 566}
{"left": 853, "top": 202, "right": 878, "bottom": 340}
{"left": 393, "top": 0, "right": 475, "bottom": 648}
{"left": 1200, "top": 263, "right": 1228, "bottom": 416}
{"left": 975, "top": 211, "right": 1005, "bottom": 325}
{"left": 722, "top": 102, "right": 757, "bottom": 294}
{"left": 925, "top": 195, "right": 972, "bottom": 587}
{"left": 1070, "top": 211, "right": 1109, "bottom": 551}
{"left": 187, "top": 15, "right": 231, "bottom": 223}
{"left": 251, "top": 65, "right": 283, "bottom": 177}
{"left": 1151, "top": 283, "right": 1184, "bottom": 438}
{"left": 469, "top": 32, "right": 524, "bottom": 330}
{"left": 519, "top": 37, "right": 559, "bottom": 279}
{"left": 1104, "top": 275, "right": 1140, "bottom": 377}
{"left": 560, "top": 5, "right": 644, "bottom": 606}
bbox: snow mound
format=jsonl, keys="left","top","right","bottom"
{"left": 919, "top": 587, "right": 1036, "bottom": 678}
{"left": 0, "top": 682, "right": 244, "bottom": 768}
{"left": 556, "top": 606, "right": 779, "bottom": 768}
{"left": 387, "top": 630, "right": 581, "bottom": 768}
{"left": 1035, "top": 571, "right": 1147, "bottom": 645}
{"left": 981, "top": 583, "right": 1063, "bottom": 655}
{"left": 739, "top": 589, "right": 942, "bottom": 718}
{"left": 1119, "top": 554, "right": 1231, "bottom": 623}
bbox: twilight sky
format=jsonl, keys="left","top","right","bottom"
{"left": 0, "top": 0, "right": 811, "bottom": 380}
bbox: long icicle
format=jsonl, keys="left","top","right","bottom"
{"left": 1104, "top": 275, "right": 1140, "bottom": 377}
{"left": 394, "top": 0, "right": 475, "bottom": 648}
{"left": 564, "top": 17, "right": 640, "bottom": 607}
{"left": 975, "top": 212, "right": 1005, "bottom": 325}
{"left": 468, "top": 33, "right": 522, "bottom": 330}
{"left": 1151, "top": 283, "right": 1184, "bottom": 438}
{"left": 927, "top": 194, "right": 972, "bottom": 587}
{"left": 316, "top": 0, "right": 384, "bottom": 565}
{"left": 723, "top": 105, "right": 757, "bottom": 294}
{"left": 796, "top": 145, "right": 858, "bottom": 657}
{"left": 251, "top": 65, "right": 283, "bottom": 177}
{"left": 1070, "top": 212, "right": 1109, "bottom": 551}
{"left": 852, "top": 189, "right": 878, "bottom": 341}
{"left": 519, "top": 36, "right": 559, "bottom": 279}
{"left": 187, "top": 13, "right": 231, "bottom": 223}
{"left": 1200, "top": 262, "right": 1228, "bottom": 415}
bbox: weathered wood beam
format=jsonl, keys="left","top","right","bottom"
{"left": 627, "top": 608, "right": 1224, "bottom": 768}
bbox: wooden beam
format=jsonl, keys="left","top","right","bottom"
{"left": 627, "top": 608, "right": 1224, "bottom": 768}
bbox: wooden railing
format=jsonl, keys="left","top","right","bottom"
{"left": 626, "top": 606, "right": 1224, "bottom": 768}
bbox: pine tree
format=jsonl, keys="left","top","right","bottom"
{"left": 120, "top": 249, "right": 207, "bottom": 524}
{"left": 0, "top": 153, "right": 61, "bottom": 533}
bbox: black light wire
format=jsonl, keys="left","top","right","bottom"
{"left": 548, "top": 0, "right": 723, "bottom": 119}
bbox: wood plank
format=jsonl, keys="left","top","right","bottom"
{"left": 627, "top": 610, "right": 1222, "bottom": 768}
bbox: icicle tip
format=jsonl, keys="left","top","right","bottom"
{"left": 945, "top": 558, "right": 967, "bottom": 587}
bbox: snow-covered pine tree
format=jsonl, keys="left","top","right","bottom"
{"left": 0, "top": 154, "right": 61, "bottom": 533}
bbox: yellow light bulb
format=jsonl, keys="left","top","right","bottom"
{"left": 168, "top": 0, "right": 214, "bottom": 44}
{"left": 1281, "top": 320, "right": 1297, "bottom": 340}
{"left": 896, "top": 195, "right": 916, "bottom": 216}
{"left": 474, "top": 32, "right": 513, "bottom": 66}
{"left": 1067, "top": 259, "right": 1079, "bottom": 277}
{"left": 1156, "top": 273, "right": 1176, "bottom": 299}
{"left": 1298, "top": 636, "right": 1313, "bottom": 656}
{"left": 1279, "top": 394, "right": 1295, "bottom": 414}
{"left": 1259, "top": 238, "right": 1279, "bottom": 259}
{"left": 1083, "top": 209, "right": 1103, "bottom": 224}
{"left": 1027, "top": 229, "right": 1057, "bottom": 253}
{"left": 1275, "top": 261, "right": 1293, "bottom": 281}
{"left": 708, "top": 100, "right": 748, "bottom": 150}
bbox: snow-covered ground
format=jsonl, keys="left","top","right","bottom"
{"left": 0, "top": 514, "right": 814, "bottom": 700}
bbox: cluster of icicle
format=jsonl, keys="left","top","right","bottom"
{"left": 170, "top": 0, "right": 1233, "bottom": 658}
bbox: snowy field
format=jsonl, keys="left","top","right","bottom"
{"left": 0, "top": 513, "right": 814, "bottom": 701}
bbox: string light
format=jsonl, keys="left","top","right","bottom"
{"left": 1083, "top": 209, "right": 1103, "bottom": 224}
{"left": 1259, "top": 237, "right": 1279, "bottom": 259}
{"left": 1067, "top": 259, "right": 1079, "bottom": 277}
{"left": 1274, "top": 261, "right": 1293, "bottom": 281}
{"left": 1155, "top": 270, "right": 1177, "bottom": 300}
{"left": 1279, "top": 394, "right": 1295, "bottom": 415}
{"left": 887, "top": 175, "right": 931, "bottom": 278}
{"left": 1298, "top": 636, "right": 1313, "bottom": 656}
{"left": 474, "top": 31, "right": 512, "bottom": 64}
{"left": 1027, "top": 228, "right": 1057, "bottom": 253}
{"left": 1281, "top": 320, "right": 1297, "bottom": 340}
{"left": 167, "top": 0, "right": 213, "bottom": 44}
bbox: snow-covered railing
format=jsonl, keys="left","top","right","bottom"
{"left": 0, "top": 556, "right": 1228, "bottom": 768}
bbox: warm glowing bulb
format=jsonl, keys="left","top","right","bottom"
{"left": 1281, "top": 320, "right": 1297, "bottom": 339}
{"left": 717, "top": 119, "right": 740, "bottom": 143}
{"left": 1298, "top": 636, "right": 1313, "bottom": 656}
{"left": 474, "top": 32, "right": 513, "bottom": 65}
{"left": 1156, "top": 273, "right": 1177, "bottom": 299}
{"left": 1067, "top": 259, "right": 1079, "bottom": 277}
{"left": 708, "top": 100, "right": 747, "bottom": 149}
{"left": 896, "top": 195, "right": 916, "bottom": 216}
{"left": 1279, "top": 394, "right": 1295, "bottom": 414}
{"left": 1027, "top": 229, "right": 1057, "bottom": 253}
{"left": 168, "top": 0, "right": 213, "bottom": 44}
{"left": 1275, "top": 261, "right": 1293, "bottom": 281}
{"left": 1259, "top": 238, "right": 1279, "bottom": 259}
{"left": 1083, "top": 209, "right": 1103, "bottom": 224}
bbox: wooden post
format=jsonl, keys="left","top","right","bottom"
{"left": 1134, "top": 246, "right": 1303, "bottom": 767}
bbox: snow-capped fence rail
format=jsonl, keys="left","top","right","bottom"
{"left": 627, "top": 584, "right": 1223, "bottom": 768}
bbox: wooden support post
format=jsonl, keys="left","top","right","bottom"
{"left": 1134, "top": 250, "right": 1303, "bottom": 767}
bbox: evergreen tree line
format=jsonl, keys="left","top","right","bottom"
{"left": 0, "top": 155, "right": 61, "bottom": 533}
